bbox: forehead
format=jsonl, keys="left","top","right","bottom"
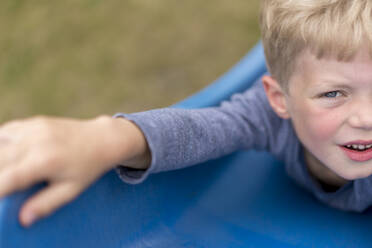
{"left": 290, "top": 46, "right": 372, "bottom": 90}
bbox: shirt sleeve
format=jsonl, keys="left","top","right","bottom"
{"left": 113, "top": 80, "right": 287, "bottom": 184}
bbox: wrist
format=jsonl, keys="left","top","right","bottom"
{"left": 91, "top": 115, "right": 151, "bottom": 171}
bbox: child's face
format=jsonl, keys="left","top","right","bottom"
{"left": 264, "top": 45, "right": 372, "bottom": 181}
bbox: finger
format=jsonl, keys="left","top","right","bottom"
{"left": 19, "top": 182, "right": 82, "bottom": 227}
{"left": 0, "top": 165, "right": 41, "bottom": 199}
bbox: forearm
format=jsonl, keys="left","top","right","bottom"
{"left": 92, "top": 115, "right": 151, "bottom": 171}
{"left": 110, "top": 81, "right": 276, "bottom": 184}
{"left": 113, "top": 82, "right": 274, "bottom": 176}
{"left": 114, "top": 106, "right": 257, "bottom": 174}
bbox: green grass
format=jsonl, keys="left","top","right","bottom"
{"left": 0, "top": 0, "right": 261, "bottom": 122}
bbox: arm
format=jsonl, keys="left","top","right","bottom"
{"left": 114, "top": 80, "right": 285, "bottom": 184}
{"left": 0, "top": 80, "right": 281, "bottom": 228}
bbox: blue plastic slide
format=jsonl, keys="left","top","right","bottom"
{"left": 1, "top": 42, "right": 372, "bottom": 247}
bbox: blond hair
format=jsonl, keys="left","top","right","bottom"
{"left": 260, "top": 0, "right": 372, "bottom": 94}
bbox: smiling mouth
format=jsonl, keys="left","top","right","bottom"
{"left": 342, "top": 145, "right": 372, "bottom": 152}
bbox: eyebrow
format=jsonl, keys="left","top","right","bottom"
{"left": 312, "top": 80, "right": 353, "bottom": 90}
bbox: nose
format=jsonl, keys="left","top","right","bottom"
{"left": 348, "top": 98, "right": 372, "bottom": 130}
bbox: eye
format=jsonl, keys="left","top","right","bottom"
{"left": 320, "top": 90, "right": 344, "bottom": 98}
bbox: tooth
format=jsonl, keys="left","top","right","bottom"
{"left": 347, "top": 145, "right": 352, "bottom": 148}
{"left": 352, "top": 144, "right": 358, "bottom": 149}
{"left": 359, "top": 145, "right": 366, "bottom": 149}
{"left": 367, "top": 144, "right": 372, "bottom": 148}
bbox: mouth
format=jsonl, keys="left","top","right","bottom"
{"left": 341, "top": 140, "right": 372, "bottom": 150}
{"left": 342, "top": 144, "right": 372, "bottom": 152}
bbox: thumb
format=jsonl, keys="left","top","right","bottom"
{"left": 19, "top": 182, "right": 83, "bottom": 227}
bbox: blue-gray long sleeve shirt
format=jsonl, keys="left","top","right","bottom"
{"left": 114, "top": 80, "right": 372, "bottom": 212}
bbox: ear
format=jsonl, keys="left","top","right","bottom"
{"left": 261, "top": 75, "right": 291, "bottom": 119}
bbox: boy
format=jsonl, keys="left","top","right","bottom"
{"left": 1, "top": 0, "right": 372, "bottom": 227}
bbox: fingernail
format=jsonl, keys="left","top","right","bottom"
{"left": 23, "top": 211, "right": 37, "bottom": 227}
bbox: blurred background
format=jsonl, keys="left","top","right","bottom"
{"left": 0, "top": 0, "right": 261, "bottom": 123}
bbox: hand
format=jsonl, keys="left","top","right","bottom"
{"left": 0, "top": 115, "right": 123, "bottom": 227}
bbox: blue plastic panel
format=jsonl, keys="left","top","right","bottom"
{"left": 1, "top": 151, "right": 371, "bottom": 247}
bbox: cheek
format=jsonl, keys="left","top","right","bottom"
{"left": 306, "top": 115, "right": 338, "bottom": 141}
{"left": 292, "top": 104, "right": 342, "bottom": 143}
